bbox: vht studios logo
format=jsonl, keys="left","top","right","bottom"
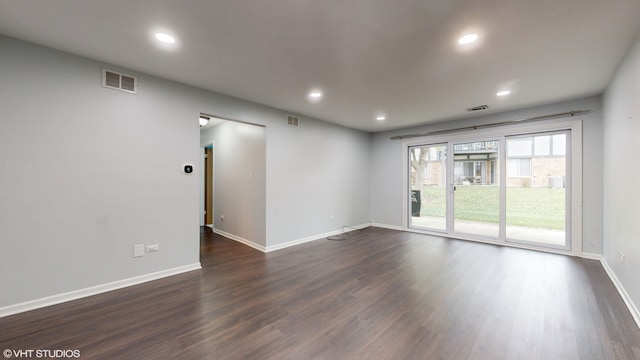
{"left": 3, "top": 349, "right": 81, "bottom": 358}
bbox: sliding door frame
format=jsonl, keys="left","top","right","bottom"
{"left": 401, "top": 118, "right": 582, "bottom": 256}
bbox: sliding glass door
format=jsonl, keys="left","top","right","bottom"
{"left": 453, "top": 140, "right": 500, "bottom": 239}
{"left": 505, "top": 131, "right": 569, "bottom": 248}
{"left": 407, "top": 130, "right": 572, "bottom": 251}
{"left": 409, "top": 144, "right": 447, "bottom": 232}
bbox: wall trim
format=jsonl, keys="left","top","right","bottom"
{"left": 580, "top": 252, "right": 602, "bottom": 261}
{"left": 601, "top": 258, "right": 640, "bottom": 330}
{"left": 370, "top": 223, "right": 404, "bottom": 231}
{"left": 212, "top": 228, "right": 266, "bottom": 252}
{"left": 0, "top": 263, "right": 202, "bottom": 318}
{"left": 265, "top": 223, "right": 371, "bottom": 252}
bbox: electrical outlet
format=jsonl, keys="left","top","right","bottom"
{"left": 146, "top": 244, "right": 159, "bottom": 253}
{"left": 220, "top": 215, "right": 224, "bottom": 221}
{"left": 133, "top": 244, "right": 145, "bottom": 258}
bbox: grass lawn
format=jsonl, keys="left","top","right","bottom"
{"left": 417, "top": 185, "right": 565, "bottom": 230}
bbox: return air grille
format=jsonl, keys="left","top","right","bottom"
{"left": 102, "top": 69, "right": 137, "bottom": 94}
{"left": 287, "top": 115, "right": 299, "bottom": 127}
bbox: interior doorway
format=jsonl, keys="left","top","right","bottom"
{"left": 198, "top": 114, "right": 267, "bottom": 248}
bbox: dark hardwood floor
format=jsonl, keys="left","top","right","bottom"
{"left": 2, "top": 227, "right": 639, "bottom": 359}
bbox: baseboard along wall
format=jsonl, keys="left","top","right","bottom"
{"left": 4, "top": 227, "right": 638, "bottom": 331}
{"left": 601, "top": 258, "right": 640, "bottom": 330}
{"left": 0, "top": 263, "right": 201, "bottom": 318}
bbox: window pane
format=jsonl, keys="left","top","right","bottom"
{"left": 428, "top": 147, "right": 437, "bottom": 161}
{"left": 552, "top": 134, "right": 566, "bottom": 155}
{"left": 520, "top": 158, "right": 531, "bottom": 176}
{"left": 534, "top": 136, "right": 550, "bottom": 156}
{"left": 409, "top": 144, "right": 447, "bottom": 231}
{"left": 453, "top": 140, "right": 500, "bottom": 238}
{"left": 507, "top": 139, "right": 532, "bottom": 156}
{"left": 506, "top": 132, "right": 567, "bottom": 249}
{"left": 507, "top": 159, "right": 518, "bottom": 176}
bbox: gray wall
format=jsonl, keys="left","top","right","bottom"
{"left": 370, "top": 96, "right": 604, "bottom": 254}
{"left": 0, "top": 36, "right": 200, "bottom": 307}
{"left": 266, "top": 118, "right": 372, "bottom": 245}
{"left": 0, "top": 35, "right": 371, "bottom": 308}
{"left": 200, "top": 122, "right": 267, "bottom": 247}
{"left": 603, "top": 34, "right": 640, "bottom": 312}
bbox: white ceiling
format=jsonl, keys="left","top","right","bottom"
{"left": 1, "top": 0, "right": 639, "bottom": 132}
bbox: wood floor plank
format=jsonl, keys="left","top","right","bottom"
{"left": 1, "top": 227, "right": 639, "bottom": 359}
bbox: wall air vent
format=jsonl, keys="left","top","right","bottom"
{"left": 466, "top": 105, "right": 489, "bottom": 112}
{"left": 287, "top": 115, "right": 299, "bottom": 127}
{"left": 102, "top": 69, "right": 137, "bottom": 94}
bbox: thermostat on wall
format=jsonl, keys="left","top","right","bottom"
{"left": 183, "top": 164, "right": 194, "bottom": 174}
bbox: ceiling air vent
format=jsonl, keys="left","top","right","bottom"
{"left": 287, "top": 115, "right": 299, "bottom": 127}
{"left": 466, "top": 105, "right": 489, "bottom": 112}
{"left": 102, "top": 69, "right": 137, "bottom": 94}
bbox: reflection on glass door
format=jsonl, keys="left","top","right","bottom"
{"left": 453, "top": 140, "right": 500, "bottom": 238}
{"left": 506, "top": 132, "right": 569, "bottom": 248}
{"left": 409, "top": 144, "right": 447, "bottom": 231}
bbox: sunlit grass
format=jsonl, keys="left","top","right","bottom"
{"left": 416, "top": 186, "right": 565, "bottom": 230}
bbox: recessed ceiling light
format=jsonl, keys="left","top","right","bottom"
{"left": 376, "top": 115, "right": 386, "bottom": 121}
{"left": 458, "top": 33, "right": 478, "bottom": 45}
{"left": 155, "top": 33, "right": 176, "bottom": 44}
{"left": 307, "top": 90, "right": 323, "bottom": 102}
{"left": 496, "top": 90, "right": 511, "bottom": 96}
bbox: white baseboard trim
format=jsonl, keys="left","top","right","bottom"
{"left": 0, "top": 263, "right": 202, "bottom": 318}
{"left": 265, "top": 223, "right": 371, "bottom": 252}
{"left": 370, "top": 223, "right": 404, "bottom": 231}
{"left": 212, "top": 228, "right": 266, "bottom": 252}
{"left": 581, "top": 252, "right": 602, "bottom": 260}
{"left": 601, "top": 258, "right": 640, "bottom": 330}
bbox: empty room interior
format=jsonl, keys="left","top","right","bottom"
{"left": 1, "top": 1, "right": 640, "bottom": 359}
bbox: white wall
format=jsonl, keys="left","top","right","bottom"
{"left": 603, "top": 34, "right": 640, "bottom": 315}
{"left": 200, "top": 122, "right": 266, "bottom": 247}
{"left": 0, "top": 35, "right": 371, "bottom": 309}
{"left": 370, "top": 96, "right": 604, "bottom": 254}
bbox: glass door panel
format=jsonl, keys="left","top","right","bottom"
{"left": 409, "top": 144, "right": 447, "bottom": 231}
{"left": 453, "top": 140, "right": 500, "bottom": 238}
{"left": 506, "top": 132, "right": 568, "bottom": 248}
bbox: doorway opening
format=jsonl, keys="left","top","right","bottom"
{"left": 203, "top": 145, "right": 213, "bottom": 226}
{"left": 198, "top": 113, "right": 267, "bottom": 249}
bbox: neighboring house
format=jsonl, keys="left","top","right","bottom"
{"left": 413, "top": 137, "right": 567, "bottom": 188}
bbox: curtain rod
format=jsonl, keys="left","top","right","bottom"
{"left": 390, "top": 110, "right": 591, "bottom": 140}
